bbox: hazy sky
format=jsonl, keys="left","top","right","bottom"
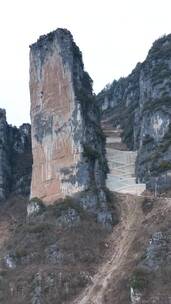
{"left": 0, "top": 0, "right": 171, "bottom": 126}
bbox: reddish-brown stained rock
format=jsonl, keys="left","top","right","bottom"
{"left": 29, "top": 29, "right": 107, "bottom": 204}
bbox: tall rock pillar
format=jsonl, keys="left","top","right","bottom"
{"left": 29, "top": 29, "right": 107, "bottom": 204}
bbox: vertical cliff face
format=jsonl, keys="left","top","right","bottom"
{"left": 0, "top": 109, "right": 10, "bottom": 200}
{"left": 8, "top": 123, "right": 32, "bottom": 196}
{"left": 97, "top": 34, "right": 171, "bottom": 193}
{"left": 30, "top": 29, "right": 107, "bottom": 204}
{"left": 0, "top": 109, "right": 32, "bottom": 200}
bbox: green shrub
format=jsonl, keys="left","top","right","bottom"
{"left": 48, "top": 196, "right": 86, "bottom": 219}
{"left": 15, "top": 247, "right": 28, "bottom": 258}
{"left": 95, "top": 126, "right": 106, "bottom": 140}
{"left": 149, "top": 40, "right": 171, "bottom": 60}
{"left": 82, "top": 71, "right": 93, "bottom": 91}
{"left": 131, "top": 269, "right": 149, "bottom": 291}
{"left": 143, "top": 96, "right": 171, "bottom": 112}
{"left": 141, "top": 198, "right": 153, "bottom": 214}
{"left": 151, "top": 62, "right": 171, "bottom": 85}
{"left": 30, "top": 197, "right": 45, "bottom": 207}
{"left": 82, "top": 145, "right": 100, "bottom": 160}
{"left": 75, "top": 88, "right": 95, "bottom": 107}
{"left": 159, "top": 161, "right": 171, "bottom": 171}
{"left": 158, "top": 141, "right": 171, "bottom": 153}
{"left": 25, "top": 222, "right": 53, "bottom": 234}
{"left": 73, "top": 44, "right": 82, "bottom": 60}
{"left": 142, "top": 135, "right": 154, "bottom": 145}
{"left": 149, "top": 124, "right": 171, "bottom": 155}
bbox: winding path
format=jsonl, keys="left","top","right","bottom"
{"left": 72, "top": 194, "right": 142, "bottom": 304}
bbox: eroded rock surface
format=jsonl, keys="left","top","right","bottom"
{"left": 97, "top": 34, "right": 171, "bottom": 193}
{"left": 0, "top": 109, "right": 32, "bottom": 200}
{"left": 0, "top": 109, "right": 10, "bottom": 200}
{"left": 30, "top": 29, "right": 107, "bottom": 204}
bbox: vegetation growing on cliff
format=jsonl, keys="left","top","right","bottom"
{"left": 82, "top": 144, "right": 100, "bottom": 160}
{"left": 143, "top": 96, "right": 171, "bottom": 112}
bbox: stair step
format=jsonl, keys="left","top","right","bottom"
{"left": 103, "top": 126, "right": 146, "bottom": 195}
{"left": 107, "top": 174, "right": 136, "bottom": 181}
{"left": 106, "top": 138, "right": 122, "bottom": 144}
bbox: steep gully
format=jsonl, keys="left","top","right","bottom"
{"left": 72, "top": 119, "right": 147, "bottom": 304}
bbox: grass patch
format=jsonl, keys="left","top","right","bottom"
{"left": 141, "top": 198, "right": 154, "bottom": 214}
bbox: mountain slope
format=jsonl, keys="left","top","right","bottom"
{"left": 72, "top": 194, "right": 171, "bottom": 304}
{"left": 0, "top": 193, "right": 170, "bottom": 304}
{"left": 97, "top": 34, "right": 171, "bottom": 194}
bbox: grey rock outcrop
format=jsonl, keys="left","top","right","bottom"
{"left": 8, "top": 123, "right": 32, "bottom": 196}
{"left": 0, "top": 109, "right": 32, "bottom": 200}
{"left": 0, "top": 109, "right": 10, "bottom": 200}
{"left": 130, "top": 229, "right": 171, "bottom": 303}
{"left": 143, "top": 231, "right": 168, "bottom": 270}
{"left": 27, "top": 197, "right": 45, "bottom": 218}
{"left": 97, "top": 34, "right": 171, "bottom": 193}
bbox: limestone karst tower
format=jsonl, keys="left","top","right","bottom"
{"left": 29, "top": 29, "right": 106, "bottom": 204}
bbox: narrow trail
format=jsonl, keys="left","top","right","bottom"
{"left": 72, "top": 195, "right": 171, "bottom": 304}
{"left": 73, "top": 194, "right": 143, "bottom": 304}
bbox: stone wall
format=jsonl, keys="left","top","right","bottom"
{"left": 30, "top": 29, "right": 107, "bottom": 204}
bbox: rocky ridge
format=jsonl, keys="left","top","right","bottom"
{"left": 97, "top": 34, "right": 171, "bottom": 193}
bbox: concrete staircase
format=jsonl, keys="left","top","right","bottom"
{"left": 102, "top": 123, "right": 146, "bottom": 195}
